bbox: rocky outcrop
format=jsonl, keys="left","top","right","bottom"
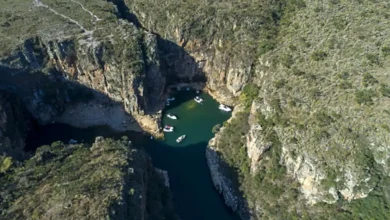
{"left": 206, "top": 140, "right": 237, "bottom": 210}
{"left": 0, "top": 137, "right": 178, "bottom": 220}
{"left": 206, "top": 104, "right": 250, "bottom": 219}
{"left": 0, "top": 1, "right": 167, "bottom": 136}
{"left": 125, "top": 1, "right": 261, "bottom": 105}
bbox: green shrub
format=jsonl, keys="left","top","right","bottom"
{"left": 311, "top": 51, "right": 327, "bottom": 61}
{"left": 355, "top": 89, "right": 376, "bottom": 105}
{"left": 366, "top": 53, "right": 380, "bottom": 65}
{"left": 274, "top": 79, "right": 287, "bottom": 89}
{"left": 240, "top": 84, "right": 259, "bottom": 108}
{"left": 339, "top": 80, "right": 352, "bottom": 89}
{"left": 292, "top": 67, "right": 305, "bottom": 76}
{"left": 381, "top": 46, "right": 390, "bottom": 56}
{"left": 362, "top": 72, "right": 378, "bottom": 87}
{"left": 281, "top": 53, "right": 294, "bottom": 68}
{"left": 380, "top": 84, "right": 390, "bottom": 97}
{"left": 258, "top": 40, "right": 276, "bottom": 55}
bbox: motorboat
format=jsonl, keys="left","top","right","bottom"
{"left": 194, "top": 96, "right": 203, "bottom": 103}
{"left": 219, "top": 104, "right": 232, "bottom": 112}
{"left": 69, "top": 139, "right": 77, "bottom": 144}
{"left": 167, "top": 113, "right": 177, "bottom": 120}
{"left": 176, "top": 135, "right": 186, "bottom": 143}
{"left": 167, "top": 97, "right": 175, "bottom": 102}
{"left": 163, "top": 125, "right": 174, "bottom": 132}
{"left": 196, "top": 90, "right": 200, "bottom": 94}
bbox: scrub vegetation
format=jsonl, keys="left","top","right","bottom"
{"left": 128, "top": 0, "right": 390, "bottom": 218}
{"left": 0, "top": 138, "right": 177, "bottom": 220}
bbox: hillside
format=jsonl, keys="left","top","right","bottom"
{"left": 0, "top": 137, "right": 177, "bottom": 220}
{"left": 126, "top": 0, "right": 390, "bottom": 219}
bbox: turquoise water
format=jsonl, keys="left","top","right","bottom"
{"left": 26, "top": 90, "right": 239, "bottom": 220}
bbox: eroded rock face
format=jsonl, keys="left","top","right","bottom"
{"left": 0, "top": 91, "right": 31, "bottom": 160}
{"left": 206, "top": 137, "right": 250, "bottom": 220}
{"left": 1, "top": 24, "right": 164, "bottom": 136}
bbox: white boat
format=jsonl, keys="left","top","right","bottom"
{"left": 167, "top": 97, "right": 175, "bottom": 102}
{"left": 194, "top": 96, "right": 203, "bottom": 103}
{"left": 219, "top": 104, "right": 232, "bottom": 112}
{"left": 176, "top": 135, "right": 186, "bottom": 143}
{"left": 163, "top": 125, "right": 174, "bottom": 132}
{"left": 69, "top": 139, "right": 77, "bottom": 144}
{"left": 167, "top": 113, "right": 177, "bottom": 119}
{"left": 196, "top": 90, "right": 200, "bottom": 94}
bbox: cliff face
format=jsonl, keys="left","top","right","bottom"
{"left": 0, "top": 137, "right": 178, "bottom": 220}
{"left": 125, "top": 0, "right": 266, "bottom": 105}
{"left": 0, "top": 91, "right": 31, "bottom": 160}
{"left": 123, "top": 0, "right": 390, "bottom": 219}
{"left": 0, "top": 0, "right": 165, "bottom": 135}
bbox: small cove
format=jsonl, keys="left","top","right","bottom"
{"left": 26, "top": 90, "right": 240, "bottom": 220}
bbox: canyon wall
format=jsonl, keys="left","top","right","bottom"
{"left": 1, "top": 0, "right": 390, "bottom": 219}
{"left": 126, "top": 0, "right": 390, "bottom": 219}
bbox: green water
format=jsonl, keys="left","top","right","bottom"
{"left": 26, "top": 90, "right": 240, "bottom": 220}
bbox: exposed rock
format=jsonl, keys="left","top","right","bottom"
{"left": 155, "top": 168, "right": 170, "bottom": 188}
{"left": 206, "top": 140, "right": 244, "bottom": 217}
{"left": 0, "top": 90, "right": 31, "bottom": 160}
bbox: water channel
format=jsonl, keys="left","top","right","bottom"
{"left": 26, "top": 90, "right": 240, "bottom": 220}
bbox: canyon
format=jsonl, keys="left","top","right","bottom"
{"left": 1, "top": 0, "right": 390, "bottom": 219}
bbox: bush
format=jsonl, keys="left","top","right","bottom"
{"left": 274, "top": 79, "right": 287, "bottom": 89}
{"left": 258, "top": 40, "right": 276, "bottom": 55}
{"left": 380, "top": 84, "right": 390, "bottom": 97}
{"left": 339, "top": 80, "right": 352, "bottom": 89}
{"left": 311, "top": 51, "right": 327, "bottom": 61}
{"left": 381, "top": 46, "right": 390, "bottom": 56}
{"left": 362, "top": 72, "right": 378, "bottom": 87}
{"left": 240, "top": 84, "right": 259, "bottom": 108}
{"left": 366, "top": 53, "right": 380, "bottom": 65}
{"left": 281, "top": 53, "right": 294, "bottom": 68}
{"left": 355, "top": 89, "right": 376, "bottom": 105}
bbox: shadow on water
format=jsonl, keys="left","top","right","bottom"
{"left": 24, "top": 89, "right": 242, "bottom": 220}
{"left": 2, "top": 2, "right": 244, "bottom": 218}
{"left": 146, "top": 141, "right": 240, "bottom": 220}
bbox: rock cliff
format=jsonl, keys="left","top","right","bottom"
{"left": 0, "top": 91, "right": 31, "bottom": 160}
{"left": 0, "top": 0, "right": 165, "bottom": 136}
{"left": 124, "top": 0, "right": 390, "bottom": 219}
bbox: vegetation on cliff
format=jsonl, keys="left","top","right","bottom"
{"left": 0, "top": 137, "right": 177, "bottom": 220}
{"left": 125, "top": 0, "right": 390, "bottom": 218}
{"left": 1, "top": 0, "right": 390, "bottom": 219}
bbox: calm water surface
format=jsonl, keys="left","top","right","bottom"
{"left": 26, "top": 90, "right": 239, "bottom": 220}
